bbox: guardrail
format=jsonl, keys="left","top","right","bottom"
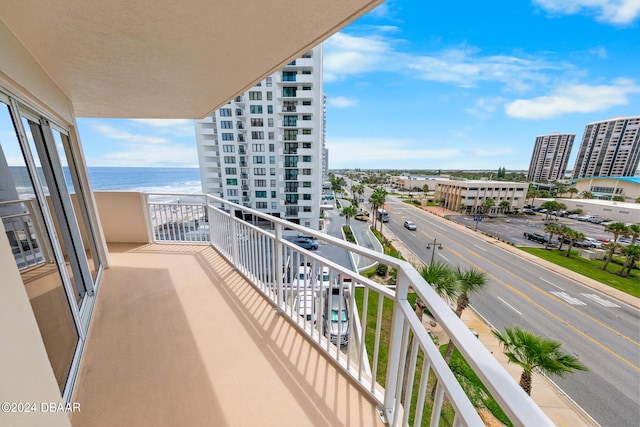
{"left": 144, "top": 192, "right": 552, "bottom": 426}
{"left": 1, "top": 199, "right": 47, "bottom": 270}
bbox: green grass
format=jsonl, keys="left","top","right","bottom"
{"left": 519, "top": 247, "right": 640, "bottom": 298}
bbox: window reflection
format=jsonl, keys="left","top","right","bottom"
{"left": 0, "top": 102, "right": 78, "bottom": 392}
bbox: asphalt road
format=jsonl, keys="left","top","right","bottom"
{"left": 380, "top": 195, "right": 639, "bottom": 427}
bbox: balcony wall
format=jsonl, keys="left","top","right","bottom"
{"left": 94, "top": 192, "right": 149, "bottom": 243}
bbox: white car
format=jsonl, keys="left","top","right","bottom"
{"left": 291, "top": 265, "right": 313, "bottom": 289}
{"left": 404, "top": 220, "right": 417, "bottom": 230}
{"left": 316, "top": 266, "right": 331, "bottom": 290}
{"left": 295, "top": 291, "right": 317, "bottom": 324}
{"left": 584, "top": 237, "right": 602, "bottom": 248}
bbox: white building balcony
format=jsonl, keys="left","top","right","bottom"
{"left": 61, "top": 191, "right": 554, "bottom": 426}
{"left": 285, "top": 57, "right": 315, "bottom": 68}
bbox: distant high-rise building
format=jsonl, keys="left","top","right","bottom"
{"left": 195, "top": 47, "right": 324, "bottom": 230}
{"left": 527, "top": 132, "right": 575, "bottom": 183}
{"left": 572, "top": 116, "right": 640, "bottom": 179}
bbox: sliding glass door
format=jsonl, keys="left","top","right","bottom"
{"left": 0, "top": 91, "right": 103, "bottom": 398}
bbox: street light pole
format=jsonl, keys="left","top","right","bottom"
{"left": 425, "top": 238, "right": 443, "bottom": 265}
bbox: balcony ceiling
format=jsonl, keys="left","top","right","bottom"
{"left": 0, "top": 0, "right": 383, "bottom": 119}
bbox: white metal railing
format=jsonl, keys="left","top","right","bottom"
{"left": 144, "top": 192, "right": 553, "bottom": 426}
{"left": 1, "top": 199, "right": 47, "bottom": 270}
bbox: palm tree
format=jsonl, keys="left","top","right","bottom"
{"left": 603, "top": 223, "right": 630, "bottom": 271}
{"left": 553, "top": 181, "right": 568, "bottom": 197}
{"left": 526, "top": 186, "right": 540, "bottom": 206}
{"left": 627, "top": 224, "right": 640, "bottom": 246}
{"left": 493, "top": 326, "right": 588, "bottom": 396}
{"left": 620, "top": 245, "right": 640, "bottom": 277}
{"left": 444, "top": 267, "right": 488, "bottom": 362}
{"left": 555, "top": 225, "right": 571, "bottom": 252}
{"left": 370, "top": 188, "right": 387, "bottom": 232}
{"left": 499, "top": 200, "right": 511, "bottom": 213}
{"left": 419, "top": 261, "right": 458, "bottom": 303}
{"left": 544, "top": 223, "right": 561, "bottom": 250}
{"left": 540, "top": 200, "right": 560, "bottom": 220}
{"left": 567, "top": 187, "right": 579, "bottom": 199}
{"left": 564, "top": 229, "right": 585, "bottom": 257}
{"left": 340, "top": 205, "right": 358, "bottom": 226}
{"left": 580, "top": 190, "right": 593, "bottom": 199}
{"left": 602, "top": 241, "right": 622, "bottom": 271}
{"left": 481, "top": 198, "right": 495, "bottom": 215}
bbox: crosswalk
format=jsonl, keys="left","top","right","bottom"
{"left": 549, "top": 291, "right": 621, "bottom": 307}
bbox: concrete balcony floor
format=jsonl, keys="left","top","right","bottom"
{"left": 71, "top": 243, "right": 384, "bottom": 427}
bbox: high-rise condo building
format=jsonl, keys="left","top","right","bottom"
{"left": 195, "top": 47, "right": 324, "bottom": 230}
{"left": 572, "top": 116, "right": 640, "bottom": 179}
{"left": 527, "top": 132, "right": 575, "bottom": 183}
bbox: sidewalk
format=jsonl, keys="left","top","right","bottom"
{"left": 377, "top": 204, "right": 602, "bottom": 426}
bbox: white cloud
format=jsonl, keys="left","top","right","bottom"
{"left": 94, "top": 124, "right": 169, "bottom": 144}
{"left": 534, "top": 0, "right": 640, "bottom": 25}
{"left": 472, "top": 148, "right": 515, "bottom": 156}
{"left": 324, "top": 30, "right": 563, "bottom": 91}
{"left": 505, "top": 78, "right": 640, "bottom": 119}
{"left": 129, "top": 118, "right": 195, "bottom": 138}
{"left": 466, "top": 97, "right": 506, "bottom": 118}
{"left": 327, "top": 137, "right": 463, "bottom": 167}
{"left": 323, "top": 32, "right": 394, "bottom": 82}
{"left": 92, "top": 145, "right": 198, "bottom": 167}
{"left": 328, "top": 96, "right": 358, "bottom": 108}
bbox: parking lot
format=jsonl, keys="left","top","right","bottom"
{"left": 447, "top": 214, "right": 614, "bottom": 247}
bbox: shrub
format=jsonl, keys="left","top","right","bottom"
{"left": 376, "top": 263, "right": 389, "bottom": 276}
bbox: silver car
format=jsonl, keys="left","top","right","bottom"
{"left": 322, "top": 287, "right": 349, "bottom": 345}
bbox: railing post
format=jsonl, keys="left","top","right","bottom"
{"left": 142, "top": 193, "right": 154, "bottom": 243}
{"left": 229, "top": 207, "right": 239, "bottom": 267}
{"left": 274, "top": 223, "right": 284, "bottom": 312}
{"left": 382, "top": 267, "right": 410, "bottom": 422}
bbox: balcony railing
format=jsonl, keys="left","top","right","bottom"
{"left": 143, "top": 192, "right": 552, "bottom": 426}
{"left": 1, "top": 199, "right": 49, "bottom": 270}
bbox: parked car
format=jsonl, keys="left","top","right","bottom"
{"left": 316, "top": 266, "right": 331, "bottom": 290}
{"left": 403, "top": 220, "right": 417, "bottom": 230}
{"left": 322, "top": 287, "right": 350, "bottom": 345}
{"left": 525, "top": 232, "right": 548, "bottom": 244}
{"left": 292, "top": 236, "right": 319, "bottom": 250}
{"left": 294, "top": 291, "right": 317, "bottom": 324}
{"left": 583, "top": 237, "right": 602, "bottom": 248}
{"left": 559, "top": 238, "right": 593, "bottom": 248}
{"left": 617, "top": 237, "right": 632, "bottom": 246}
{"left": 567, "top": 214, "right": 580, "bottom": 219}
{"left": 292, "top": 265, "right": 313, "bottom": 289}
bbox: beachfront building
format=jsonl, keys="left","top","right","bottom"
{"left": 434, "top": 179, "right": 528, "bottom": 214}
{"left": 0, "top": 3, "right": 552, "bottom": 426}
{"left": 527, "top": 132, "right": 575, "bottom": 183}
{"left": 195, "top": 47, "right": 324, "bottom": 230}
{"left": 571, "top": 176, "right": 640, "bottom": 203}
{"left": 572, "top": 116, "right": 640, "bottom": 179}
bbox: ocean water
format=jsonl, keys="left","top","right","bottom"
{"left": 10, "top": 166, "right": 202, "bottom": 196}
{"left": 87, "top": 167, "right": 202, "bottom": 193}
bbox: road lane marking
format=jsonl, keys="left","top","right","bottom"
{"left": 438, "top": 254, "right": 449, "bottom": 262}
{"left": 497, "top": 296, "right": 522, "bottom": 315}
{"left": 539, "top": 277, "right": 564, "bottom": 290}
{"left": 581, "top": 294, "right": 621, "bottom": 308}
{"left": 473, "top": 244, "right": 487, "bottom": 252}
{"left": 550, "top": 291, "right": 587, "bottom": 306}
{"left": 424, "top": 229, "right": 640, "bottom": 370}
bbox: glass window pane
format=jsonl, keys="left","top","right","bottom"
{"left": 0, "top": 102, "right": 79, "bottom": 393}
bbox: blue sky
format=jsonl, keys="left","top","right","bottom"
{"left": 77, "top": 0, "right": 640, "bottom": 170}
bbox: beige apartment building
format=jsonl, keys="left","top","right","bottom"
{"left": 572, "top": 116, "right": 640, "bottom": 179}
{"left": 434, "top": 180, "right": 529, "bottom": 213}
